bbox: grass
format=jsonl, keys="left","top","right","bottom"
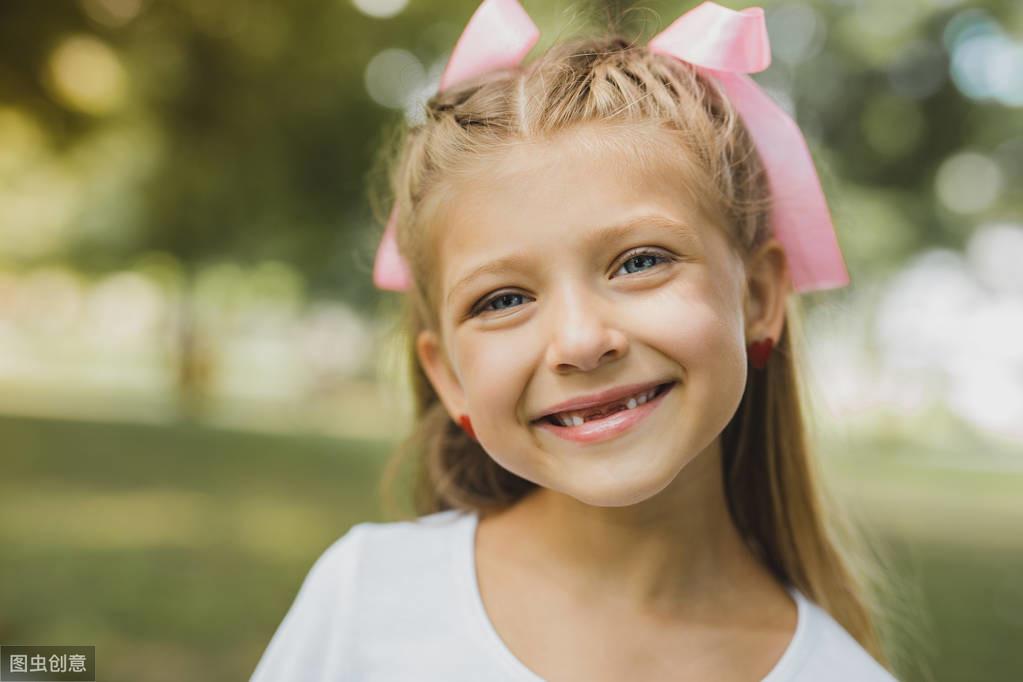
{"left": 0, "top": 413, "right": 1020, "bottom": 681}
{"left": 0, "top": 414, "right": 392, "bottom": 681}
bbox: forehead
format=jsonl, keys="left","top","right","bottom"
{"left": 430, "top": 125, "right": 729, "bottom": 298}
{"left": 442, "top": 125, "right": 716, "bottom": 218}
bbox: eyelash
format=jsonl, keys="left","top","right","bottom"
{"left": 469, "top": 248, "right": 675, "bottom": 317}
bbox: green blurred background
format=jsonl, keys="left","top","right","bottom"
{"left": 1, "top": 0, "right": 1021, "bottom": 680}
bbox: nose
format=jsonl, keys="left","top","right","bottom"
{"left": 544, "top": 283, "right": 628, "bottom": 373}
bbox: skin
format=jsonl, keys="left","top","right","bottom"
{"left": 416, "top": 126, "right": 795, "bottom": 681}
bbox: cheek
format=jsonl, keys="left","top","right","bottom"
{"left": 633, "top": 282, "right": 745, "bottom": 371}
{"left": 457, "top": 334, "right": 535, "bottom": 421}
{"left": 637, "top": 283, "right": 748, "bottom": 430}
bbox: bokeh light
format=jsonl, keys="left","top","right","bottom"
{"left": 79, "top": 0, "right": 145, "bottom": 28}
{"left": 934, "top": 151, "right": 1004, "bottom": 214}
{"left": 351, "top": 0, "right": 408, "bottom": 20}
{"left": 766, "top": 3, "right": 826, "bottom": 64}
{"left": 966, "top": 221, "right": 1023, "bottom": 295}
{"left": 946, "top": 9, "right": 1023, "bottom": 106}
{"left": 46, "top": 35, "right": 128, "bottom": 115}
{"left": 364, "top": 48, "right": 426, "bottom": 109}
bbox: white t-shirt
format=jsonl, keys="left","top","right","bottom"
{"left": 250, "top": 509, "right": 898, "bottom": 681}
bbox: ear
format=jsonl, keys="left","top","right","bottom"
{"left": 743, "top": 237, "right": 790, "bottom": 343}
{"left": 416, "top": 329, "right": 468, "bottom": 421}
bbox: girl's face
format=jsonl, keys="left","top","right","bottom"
{"left": 417, "top": 128, "right": 785, "bottom": 507}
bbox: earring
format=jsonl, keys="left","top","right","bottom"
{"left": 748, "top": 337, "right": 774, "bottom": 369}
{"left": 458, "top": 414, "right": 477, "bottom": 441}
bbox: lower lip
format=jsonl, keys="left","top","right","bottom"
{"left": 533, "top": 382, "right": 676, "bottom": 444}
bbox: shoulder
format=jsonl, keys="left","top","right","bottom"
{"left": 355, "top": 508, "right": 474, "bottom": 571}
{"left": 783, "top": 594, "right": 900, "bottom": 682}
{"left": 285, "top": 508, "right": 470, "bottom": 586}
{"left": 249, "top": 509, "right": 474, "bottom": 681}
{"left": 248, "top": 522, "right": 368, "bottom": 681}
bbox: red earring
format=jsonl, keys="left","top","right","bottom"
{"left": 458, "top": 414, "right": 477, "bottom": 441}
{"left": 748, "top": 337, "right": 774, "bottom": 369}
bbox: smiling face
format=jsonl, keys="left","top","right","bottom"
{"left": 416, "top": 125, "right": 782, "bottom": 507}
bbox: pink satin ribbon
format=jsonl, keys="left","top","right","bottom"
{"left": 372, "top": 0, "right": 849, "bottom": 293}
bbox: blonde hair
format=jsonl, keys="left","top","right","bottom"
{"left": 372, "top": 32, "right": 906, "bottom": 674}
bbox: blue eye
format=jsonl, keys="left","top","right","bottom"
{"left": 477, "top": 292, "right": 529, "bottom": 314}
{"left": 469, "top": 248, "right": 674, "bottom": 317}
{"left": 615, "top": 249, "right": 672, "bottom": 276}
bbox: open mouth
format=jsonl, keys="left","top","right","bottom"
{"left": 535, "top": 381, "right": 677, "bottom": 427}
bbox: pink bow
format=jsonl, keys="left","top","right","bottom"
{"left": 371, "top": 0, "right": 539, "bottom": 292}
{"left": 372, "top": 0, "right": 850, "bottom": 294}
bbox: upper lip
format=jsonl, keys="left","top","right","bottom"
{"left": 531, "top": 379, "right": 675, "bottom": 422}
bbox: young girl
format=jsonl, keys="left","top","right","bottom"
{"left": 251, "top": 1, "right": 902, "bottom": 680}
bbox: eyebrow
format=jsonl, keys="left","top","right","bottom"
{"left": 445, "top": 214, "right": 697, "bottom": 305}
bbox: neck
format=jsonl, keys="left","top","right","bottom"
{"left": 487, "top": 439, "right": 782, "bottom": 616}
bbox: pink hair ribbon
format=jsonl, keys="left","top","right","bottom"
{"left": 372, "top": 0, "right": 540, "bottom": 291}
{"left": 648, "top": 2, "right": 849, "bottom": 292}
{"left": 371, "top": 0, "right": 850, "bottom": 293}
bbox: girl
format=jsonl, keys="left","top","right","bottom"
{"left": 252, "top": 1, "right": 903, "bottom": 680}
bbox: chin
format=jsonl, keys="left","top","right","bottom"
{"left": 556, "top": 464, "right": 682, "bottom": 508}
{"left": 572, "top": 489, "right": 660, "bottom": 508}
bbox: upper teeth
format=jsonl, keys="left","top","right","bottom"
{"left": 552, "top": 386, "right": 661, "bottom": 427}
